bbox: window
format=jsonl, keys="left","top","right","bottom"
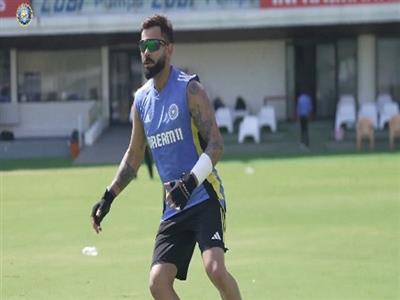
{"left": 337, "top": 39, "right": 357, "bottom": 98}
{"left": 109, "top": 49, "right": 142, "bottom": 123}
{"left": 17, "top": 49, "right": 101, "bottom": 102}
{"left": 377, "top": 38, "right": 400, "bottom": 101}
{"left": 0, "top": 50, "right": 11, "bottom": 102}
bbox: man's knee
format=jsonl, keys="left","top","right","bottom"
{"left": 148, "top": 264, "right": 176, "bottom": 297}
{"left": 205, "top": 260, "right": 228, "bottom": 286}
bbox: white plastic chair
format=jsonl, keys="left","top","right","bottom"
{"left": 215, "top": 107, "right": 233, "bottom": 133}
{"left": 238, "top": 116, "right": 260, "bottom": 143}
{"left": 377, "top": 93, "right": 393, "bottom": 114}
{"left": 233, "top": 109, "right": 249, "bottom": 122}
{"left": 379, "top": 102, "right": 399, "bottom": 129}
{"left": 358, "top": 102, "right": 378, "bottom": 129}
{"left": 335, "top": 102, "right": 356, "bottom": 130}
{"left": 338, "top": 94, "right": 356, "bottom": 107}
{"left": 257, "top": 105, "right": 277, "bottom": 132}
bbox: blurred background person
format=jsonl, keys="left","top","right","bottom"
{"left": 297, "top": 92, "right": 313, "bottom": 148}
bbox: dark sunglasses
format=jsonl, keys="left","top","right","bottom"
{"left": 138, "top": 39, "right": 167, "bottom": 53}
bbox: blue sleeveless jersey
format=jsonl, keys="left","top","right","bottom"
{"left": 134, "top": 66, "right": 225, "bottom": 220}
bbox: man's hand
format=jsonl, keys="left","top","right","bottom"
{"left": 164, "top": 173, "right": 197, "bottom": 210}
{"left": 91, "top": 189, "right": 116, "bottom": 234}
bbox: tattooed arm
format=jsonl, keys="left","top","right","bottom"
{"left": 187, "top": 80, "right": 224, "bottom": 166}
{"left": 91, "top": 101, "right": 146, "bottom": 233}
{"left": 109, "top": 101, "right": 146, "bottom": 196}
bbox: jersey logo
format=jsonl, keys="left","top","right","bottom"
{"left": 148, "top": 127, "right": 184, "bottom": 149}
{"left": 168, "top": 104, "right": 179, "bottom": 121}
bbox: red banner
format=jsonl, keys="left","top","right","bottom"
{"left": 260, "top": 0, "right": 400, "bottom": 8}
{"left": 0, "top": 0, "right": 29, "bottom": 18}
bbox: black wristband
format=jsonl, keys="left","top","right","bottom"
{"left": 103, "top": 188, "right": 116, "bottom": 204}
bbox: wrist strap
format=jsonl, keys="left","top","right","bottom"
{"left": 104, "top": 188, "right": 116, "bottom": 203}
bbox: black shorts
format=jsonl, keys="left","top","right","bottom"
{"left": 151, "top": 199, "right": 227, "bottom": 280}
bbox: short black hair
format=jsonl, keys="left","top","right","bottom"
{"left": 141, "top": 14, "right": 174, "bottom": 43}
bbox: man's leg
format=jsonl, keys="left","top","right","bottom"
{"left": 149, "top": 263, "right": 180, "bottom": 300}
{"left": 304, "top": 117, "right": 309, "bottom": 146}
{"left": 300, "top": 116, "right": 310, "bottom": 146}
{"left": 202, "top": 247, "right": 242, "bottom": 300}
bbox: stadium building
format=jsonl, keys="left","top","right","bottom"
{"left": 0, "top": 0, "right": 399, "bottom": 143}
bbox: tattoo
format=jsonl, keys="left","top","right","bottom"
{"left": 191, "top": 101, "right": 223, "bottom": 164}
{"left": 114, "top": 161, "right": 137, "bottom": 192}
{"left": 188, "top": 81, "right": 200, "bottom": 96}
{"left": 191, "top": 103, "right": 212, "bottom": 143}
{"left": 205, "top": 140, "right": 223, "bottom": 161}
{"left": 188, "top": 81, "right": 223, "bottom": 164}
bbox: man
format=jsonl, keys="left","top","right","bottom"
{"left": 296, "top": 92, "right": 313, "bottom": 147}
{"left": 91, "top": 15, "right": 242, "bottom": 300}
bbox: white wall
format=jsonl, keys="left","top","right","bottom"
{"left": 0, "top": 101, "right": 96, "bottom": 137}
{"left": 172, "top": 40, "right": 287, "bottom": 118}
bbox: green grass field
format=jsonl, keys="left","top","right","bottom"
{"left": 1, "top": 153, "right": 399, "bottom": 299}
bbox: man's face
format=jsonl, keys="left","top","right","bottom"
{"left": 140, "top": 26, "right": 172, "bottom": 79}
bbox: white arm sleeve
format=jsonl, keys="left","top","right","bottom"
{"left": 190, "top": 153, "right": 213, "bottom": 187}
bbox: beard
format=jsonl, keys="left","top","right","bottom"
{"left": 143, "top": 55, "right": 166, "bottom": 79}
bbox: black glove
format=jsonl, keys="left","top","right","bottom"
{"left": 164, "top": 173, "right": 197, "bottom": 210}
{"left": 91, "top": 189, "right": 116, "bottom": 232}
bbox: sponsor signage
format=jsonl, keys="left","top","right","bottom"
{"left": 12, "top": 0, "right": 398, "bottom": 17}
{"left": 260, "top": 0, "right": 400, "bottom": 8}
{"left": 0, "top": 0, "right": 29, "bottom": 17}
{"left": 32, "top": 0, "right": 258, "bottom": 15}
